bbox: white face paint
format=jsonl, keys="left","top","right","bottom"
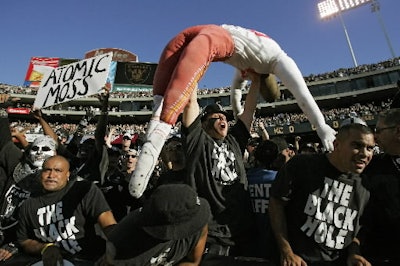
{"left": 29, "top": 136, "right": 56, "bottom": 168}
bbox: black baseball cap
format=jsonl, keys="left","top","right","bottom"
{"left": 201, "top": 104, "right": 229, "bottom": 122}
{"left": 138, "top": 184, "right": 211, "bottom": 240}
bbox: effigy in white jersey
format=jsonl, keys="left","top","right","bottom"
{"left": 221, "top": 24, "right": 286, "bottom": 74}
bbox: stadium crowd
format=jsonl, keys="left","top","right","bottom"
{"left": 1, "top": 56, "right": 399, "bottom": 98}
{"left": 2, "top": 99, "right": 391, "bottom": 142}
{"left": 1, "top": 88, "right": 399, "bottom": 265}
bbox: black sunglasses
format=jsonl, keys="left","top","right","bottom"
{"left": 31, "top": 146, "right": 52, "bottom": 152}
{"left": 165, "top": 143, "right": 183, "bottom": 151}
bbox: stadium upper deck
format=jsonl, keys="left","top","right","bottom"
{"left": 2, "top": 57, "right": 399, "bottom": 137}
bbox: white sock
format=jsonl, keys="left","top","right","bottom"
{"left": 146, "top": 95, "right": 165, "bottom": 138}
{"left": 129, "top": 121, "right": 171, "bottom": 198}
{"left": 153, "top": 95, "right": 164, "bottom": 118}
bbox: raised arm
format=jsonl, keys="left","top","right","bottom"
{"left": 258, "top": 120, "right": 270, "bottom": 141}
{"left": 237, "top": 72, "right": 261, "bottom": 131}
{"left": 95, "top": 87, "right": 110, "bottom": 150}
{"left": 0, "top": 94, "right": 24, "bottom": 176}
{"left": 10, "top": 125, "right": 29, "bottom": 148}
{"left": 182, "top": 86, "right": 200, "bottom": 128}
{"left": 31, "top": 108, "right": 58, "bottom": 142}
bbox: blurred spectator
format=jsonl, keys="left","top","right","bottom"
{"left": 270, "top": 137, "right": 292, "bottom": 170}
{"left": 361, "top": 108, "right": 400, "bottom": 265}
{"left": 246, "top": 140, "right": 281, "bottom": 262}
{"left": 158, "top": 134, "right": 186, "bottom": 185}
{"left": 103, "top": 184, "right": 211, "bottom": 265}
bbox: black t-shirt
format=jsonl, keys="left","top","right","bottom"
{"left": 271, "top": 154, "right": 370, "bottom": 263}
{"left": 0, "top": 171, "right": 42, "bottom": 244}
{"left": 17, "top": 179, "right": 111, "bottom": 260}
{"left": 182, "top": 117, "right": 255, "bottom": 248}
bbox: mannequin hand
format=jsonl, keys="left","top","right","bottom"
{"left": 316, "top": 124, "right": 336, "bottom": 152}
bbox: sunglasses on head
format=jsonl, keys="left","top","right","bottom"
{"left": 374, "top": 126, "right": 396, "bottom": 134}
{"left": 31, "top": 146, "right": 52, "bottom": 152}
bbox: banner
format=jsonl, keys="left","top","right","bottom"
{"left": 85, "top": 48, "right": 138, "bottom": 62}
{"left": 7, "top": 107, "right": 31, "bottom": 115}
{"left": 34, "top": 52, "right": 113, "bottom": 109}
{"left": 112, "top": 84, "right": 152, "bottom": 92}
{"left": 265, "top": 115, "right": 378, "bottom": 136}
{"left": 24, "top": 57, "right": 60, "bottom": 88}
{"left": 114, "top": 62, "right": 157, "bottom": 86}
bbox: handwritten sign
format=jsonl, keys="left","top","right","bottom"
{"left": 34, "top": 52, "right": 113, "bottom": 109}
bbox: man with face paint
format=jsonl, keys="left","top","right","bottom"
{"left": 28, "top": 136, "right": 57, "bottom": 168}
{"left": 0, "top": 94, "right": 58, "bottom": 262}
{"left": 62, "top": 90, "right": 110, "bottom": 185}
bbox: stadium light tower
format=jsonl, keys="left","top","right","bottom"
{"left": 317, "top": 0, "right": 374, "bottom": 67}
{"left": 370, "top": 0, "right": 396, "bottom": 58}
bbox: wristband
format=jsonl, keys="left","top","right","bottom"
{"left": 347, "top": 242, "right": 361, "bottom": 255}
{"left": 41, "top": 243, "right": 55, "bottom": 255}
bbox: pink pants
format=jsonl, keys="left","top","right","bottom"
{"left": 153, "top": 25, "right": 235, "bottom": 124}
